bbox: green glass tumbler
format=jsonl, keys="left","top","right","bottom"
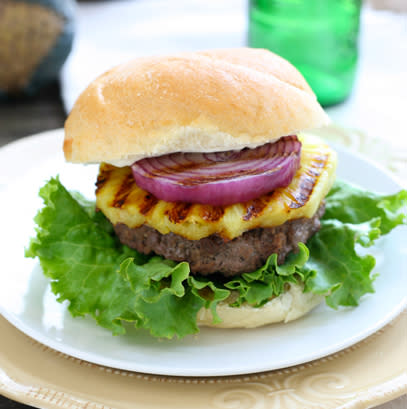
{"left": 248, "top": 0, "right": 361, "bottom": 106}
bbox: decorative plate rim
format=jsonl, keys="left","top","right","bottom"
{"left": 0, "top": 311, "right": 406, "bottom": 409}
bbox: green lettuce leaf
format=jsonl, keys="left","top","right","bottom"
{"left": 304, "top": 220, "right": 377, "bottom": 307}
{"left": 25, "top": 178, "right": 229, "bottom": 338}
{"left": 303, "top": 180, "right": 406, "bottom": 308}
{"left": 26, "top": 178, "right": 144, "bottom": 335}
{"left": 26, "top": 177, "right": 406, "bottom": 338}
{"left": 324, "top": 180, "right": 407, "bottom": 234}
{"left": 224, "top": 243, "right": 314, "bottom": 308}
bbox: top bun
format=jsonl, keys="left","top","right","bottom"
{"left": 64, "top": 48, "right": 330, "bottom": 166}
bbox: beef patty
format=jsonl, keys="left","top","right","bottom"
{"left": 114, "top": 203, "right": 325, "bottom": 277}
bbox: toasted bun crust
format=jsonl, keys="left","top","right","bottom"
{"left": 64, "top": 48, "right": 330, "bottom": 166}
{"left": 197, "top": 284, "right": 323, "bottom": 328}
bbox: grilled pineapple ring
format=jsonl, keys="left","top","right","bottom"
{"left": 96, "top": 134, "right": 337, "bottom": 240}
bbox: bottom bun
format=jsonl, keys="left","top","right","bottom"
{"left": 197, "top": 284, "right": 323, "bottom": 328}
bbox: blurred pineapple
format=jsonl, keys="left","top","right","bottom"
{"left": 0, "top": 0, "right": 74, "bottom": 97}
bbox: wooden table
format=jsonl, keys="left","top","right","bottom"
{"left": 0, "top": 82, "right": 405, "bottom": 409}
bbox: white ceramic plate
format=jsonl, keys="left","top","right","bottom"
{"left": 0, "top": 130, "right": 405, "bottom": 377}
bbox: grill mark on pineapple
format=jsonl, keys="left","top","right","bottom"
{"left": 200, "top": 205, "right": 224, "bottom": 222}
{"left": 139, "top": 193, "right": 159, "bottom": 215}
{"left": 288, "top": 178, "right": 314, "bottom": 209}
{"left": 288, "top": 154, "right": 328, "bottom": 209}
{"left": 165, "top": 203, "right": 193, "bottom": 223}
{"left": 112, "top": 173, "right": 135, "bottom": 208}
{"left": 312, "top": 154, "right": 329, "bottom": 167}
{"left": 243, "top": 196, "right": 268, "bottom": 221}
{"left": 95, "top": 166, "right": 113, "bottom": 194}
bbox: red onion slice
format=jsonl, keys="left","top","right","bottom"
{"left": 131, "top": 135, "right": 301, "bottom": 206}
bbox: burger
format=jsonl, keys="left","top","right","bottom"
{"left": 27, "top": 48, "right": 405, "bottom": 338}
